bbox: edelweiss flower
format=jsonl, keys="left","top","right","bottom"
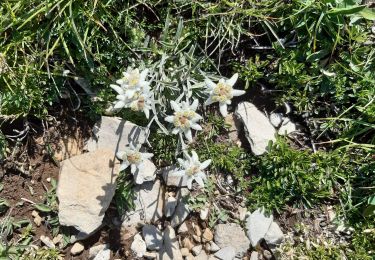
{"left": 128, "top": 86, "right": 154, "bottom": 119}
{"left": 110, "top": 69, "right": 154, "bottom": 118}
{"left": 165, "top": 99, "right": 203, "bottom": 142}
{"left": 116, "top": 68, "right": 150, "bottom": 99}
{"left": 204, "top": 73, "right": 245, "bottom": 117}
{"left": 116, "top": 144, "right": 153, "bottom": 174}
{"left": 174, "top": 151, "right": 211, "bottom": 189}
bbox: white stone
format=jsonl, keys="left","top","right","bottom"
{"left": 133, "top": 159, "right": 156, "bottom": 185}
{"left": 164, "top": 196, "right": 178, "bottom": 218}
{"left": 238, "top": 206, "right": 248, "bottom": 221}
{"left": 214, "top": 223, "right": 250, "bottom": 257}
{"left": 214, "top": 246, "right": 236, "bottom": 260}
{"left": 85, "top": 116, "right": 146, "bottom": 153}
{"left": 159, "top": 226, "right": 183, "bottom": 260}
{"left": 93, "top": 248, "right": 111, "bottom": 260}
{"left": 177, "top": 222, "right": 188, "bottom": 234}
{"left": 89, "top": 244, "right": 106, "bottom": 259}
{"left": 250, "top": 251, "right": 259, "bottom": 260}
{"left": 71, "top": 242, "right": 84, "bottom": 256}
{"left": 40, "top": 235, "right": 55, "bottom": 249}
{"left": 122, "top": 180, "right": 164, "bottom": 227}
{"left": 195, "top": 250, "right": 209, "bottom": 260}
{"left": 278, "top": 118, "right": 297, "bottom": 135}
{"left": 171, "top": 189, "right": 190, "bottom": 227}
{"left": 89, "top": 244, "right": 110, "bottom": 260}
{"left": 200, "top": 207, "right": 209, "bottom": 220}
{"left": 246, "top": 208, "right": 273, "bottom": 247}
{"left": 209, "top": 241, "right": 220, "bottom": 252}
{"left": 192, "top": 245, "right": 203, "bottom": 256}
{"left": 142, "top": 224, "right": 163, "bottom": 251}
{"left": 57, "top": 149, "right": 120, "bottom": 235}
{"left": 264, "top": 222, "right": 284, "bottom": 245}
{"left": 269, "top": 113, "right": 283, "bottom": 127}
{"left": 131, "top": 234, "right": 147, "bottom": 258}
{"left": 235, "top": 102, "right": 276, "bottom": 155}
{"left": 160, "top": 165, "right": 188, "bottom": 187}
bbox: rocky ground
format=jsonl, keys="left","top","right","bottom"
{"left": 0, "top": 101, "right": 350, "bottom": 260}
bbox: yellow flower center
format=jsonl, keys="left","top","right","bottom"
{"left": 173, "top": 111, "right": 193, "bottom": 129}
{"left": 212, "top": 82, "right": 233, "bottom": 102}
{"left": 126, "top": 151, "right": 142, "bottom": 164}
{"left": 186, "top": 165, "right": 200, "bottom": 176}
{"left": 124, "top": 70, "right": 140, "bottom": 88}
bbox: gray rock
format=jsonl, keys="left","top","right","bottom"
{"left": 192, "top": 245, "right": 203, "bottom": 256}
{"left": 131, "top": 234, "right": 147, "bottom": 258}
{"left": 250, "top": 251, "right": 259, "bottom": 260}
{"left": 214, "top": 246, "right": 236, "bottom": 260}
{"left": 264, "top": 222, "right": 284, "bottom": 245}
{"left": 133, "top": 159, "right": 157, "bottom": 185}
{"left": 159, "top": 226, "right": 183, "bottom": 260}
{"left": 122, "top": 180, "right": 164, "bottom": 227}
{"left": 142, "top": 224, "right": 163, "bottom": 251}
{"left": 269, "top": 113, "right": 283, "bottom": 128}
{"left": 246, "top": 208, "right": 273, "bottom": 247}
{"left": 89, "top": 244, "right": 107, "bottom": 259}
{"left": 209, "top": 241, "right": 220, "bottom": 252}
{"left": 164, "top": 196, "right": 178, "bottom": 217}
{"left": 57, "top": 149, "right": 120, "bottom": 235}
{"left": 85, "top": 116, "right": 146, "bottom": 153}
{"left": 177, "top": 222, "right": 188, "bottom": 234}
{"left": 93, "top": 248, "right": 111, "bottom": 260}
{"left": 278, "top": 118, "right": 297, "bottom": 135}
{"left": 160, "top": 165, "right": 188, "bottom": 187}
{"left": 171, "top": 189, "right": 190, "bottom": 227}
{"left": 40, "top": 235, "right": 55, "bottom": 249}
{"left": 200, "top": 207, "right": 209, "bottom": 220}
{"left": 195, "top": 250, "right": 209, "bottom": 260}
{"left": 214, "top": 223, "right": 250, "bottom": 257}
{"left": 236, "top": 102, "right": 276, "bottom": 155}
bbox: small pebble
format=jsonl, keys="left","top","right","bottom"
{"left": 202, "top": 228, "right": 213, "bottom": 242}
{"left": 263, "top": 250, "right": 272, "bottom": 260}
{"left": 40, "top": 235, "right": 55, "bottom": 249}
{"left": 71, "top": 242, "right": 84, "bottom": 256}
{"left": 180, "top": 248, "right": 190, "bottom": 256}
{"left": 192, "top": 245, "right": 202, "bottom": 256}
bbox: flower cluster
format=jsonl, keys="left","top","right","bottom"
{"left": 165, "top": 99, "right": 202, "bottom": 142}
{"left": 205, "top": 73, "right": 245, "bottom": 117}
{"left": 116, "top": 144, "right": 153, "bottom": 174}
{"left": 110, "top": 66, "right": 245, "bottom": 189}
{"left": 174, "top": 151, "right": 211, "bottom": 189}
{"left": 110, "top": 68, "right": 154, "bottom": 118}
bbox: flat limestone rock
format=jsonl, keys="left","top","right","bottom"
{"left": 122, "top": 180, "right": 164, "bottom": 227}
{"left": 160, "top": 165, "right": 188, "bottom": 187}
{"left": 134, "top": 159, "right": 156, "bottom": 185}
{"left": 86, "top": 116, "right": 147, "bottom": 152}
{"left": 246, "top": 208, "right": 273, "bottom": 247}
{"left": 235, "top": 102, "right": 276, "bottom": 155}
{"left": 57, "top": 149, "right": 120, "bottom": 236}
{"left": 214, "top": 223, "right": 250, "bottom": 257}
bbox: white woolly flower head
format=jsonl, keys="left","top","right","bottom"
{"left": 116, "top": 143, "right": 153, "bottom": 174}
{"left": 173, "top": 151, "right": 211, "bottom": 189}
{"left": 116, "top": 68, "right": 150, "bottom": 98}
{"left": 128, "top": 85, "right": 154, "bottom": 119}
{"left": 204, "top": 73, "right": 245, "bottom": 117}
{"left": 109, "top": 69, "right": 154, "bottom": 119}
{"left": 165, "top": 99, "right": 203, "bottom": 142}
